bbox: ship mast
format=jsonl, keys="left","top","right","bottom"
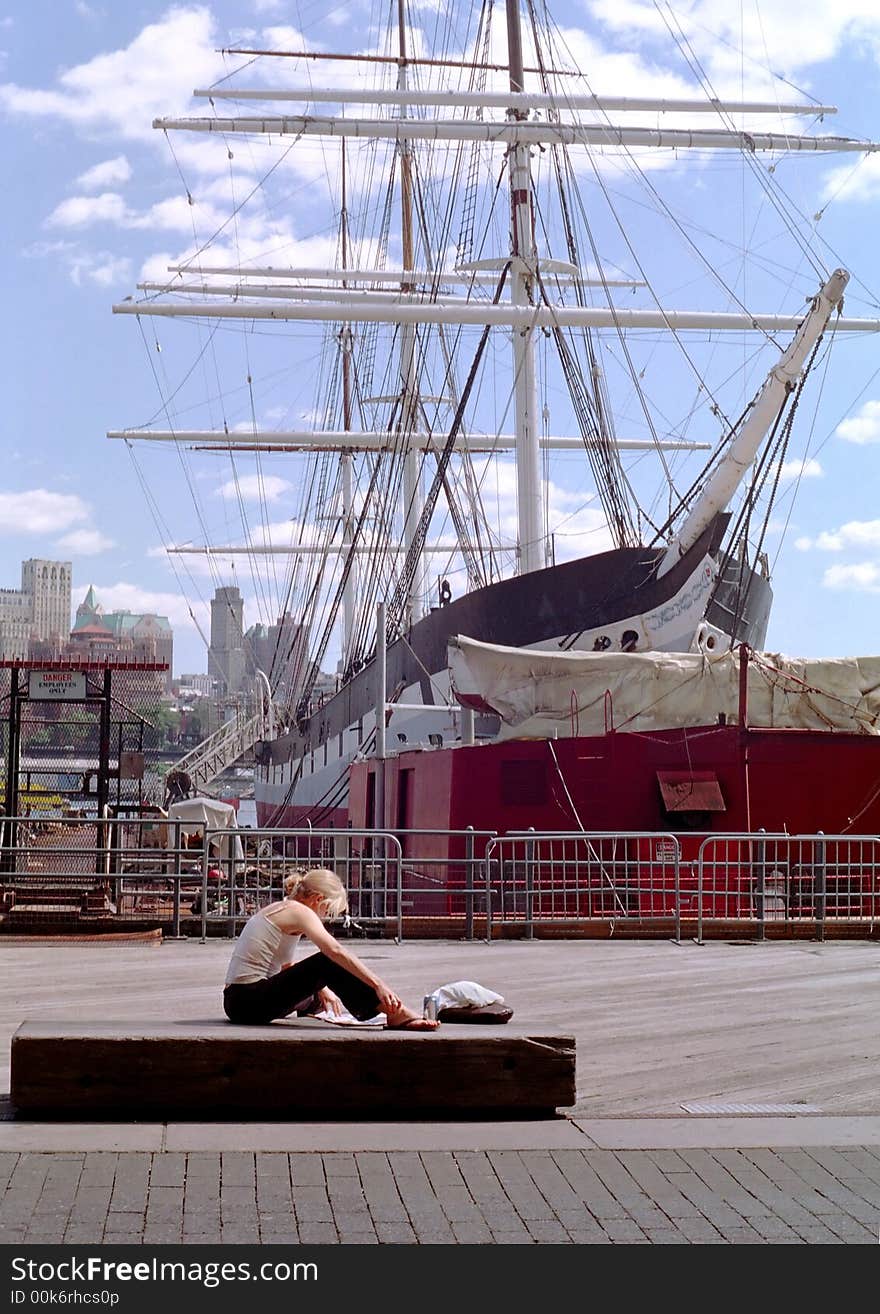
{"left": 396, "top": 0, "right": 425, "bottom": 624}
{"left": 339, "top": 140, "right": 357, "bottom": 668}
{"left": 506, "top": 0, "right": 543, "bottom": 575}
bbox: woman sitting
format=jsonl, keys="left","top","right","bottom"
{"left": 223, "top": 867, "right": 438, "bottom": 1030}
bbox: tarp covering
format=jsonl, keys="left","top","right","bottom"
{"left": 167, "top": 796, "right": 244, "bottom": 865}
{"left": 448, "top": 635, "right": 880, "bottom": 738}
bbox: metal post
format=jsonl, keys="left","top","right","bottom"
{"left": 96, "top": 669, "right": 112, "bottom": 873}
{"left": 374, "top": 601, "right": 387, "bottom": 841}
{"left": 673, "top": 839, "right": 681, "bottom": 945}
{"left": 460, "top": 706, "right": 475, "bottom": 746}
{"left": 200, "top": 842, "right": 210, "bottom": 944}
{"left": 814, "top": 832, "right": 826, "bottom": 942}
{"left": 375, "top": 601, "right": 387, "bottom": 761}
{"left": 525, "top": 827, "right": 535, "bottom": 939}
{"left": 3, "top": 670, "right": 21, "bottom": 874}
{"left": 755, "top": 828, "right": 766, "bottom": 940}
{"left": 171, "top": 876, "right": 181, "bottom": 939}
{"left": 464, "top": 825, "right": 475, "bottom": 940}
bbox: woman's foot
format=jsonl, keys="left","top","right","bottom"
{"left": 385, "top": 1004, "right": 439, "bottom": 1031}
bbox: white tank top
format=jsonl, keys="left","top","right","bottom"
{"left": 224, "top": 910, "right": 301, "bottom": 985}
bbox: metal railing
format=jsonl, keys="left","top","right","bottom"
{"left": 696, "top": 832, "right": 880, "bottom": 942}
{"left": 484, "top": 831, "right": 682, "bottom": 939}
{"left": 0, "top": 813, "right": 202, "bottom": 933}
{"left": 200, "top": 826, "right": 404, "bottom": 941}
{"left": 1, "top": 816, "right": 878, "bottom": 942}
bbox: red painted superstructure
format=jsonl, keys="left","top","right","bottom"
{"left": 348, "top": 725, "right": 880, "bottom": 837}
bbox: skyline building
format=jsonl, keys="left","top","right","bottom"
{"left": 209, "top": 585, "right": 245, "bottom": 696}
{"left": 0, "top": 558, "right": 72, "bottom": 661}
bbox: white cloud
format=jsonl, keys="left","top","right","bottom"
{"left": 46, "top": 192, "right": 128, "bottom": 228}
{"left": 56, "top": 528, "right": 115, "bottom": 555}
{"left": 76, "top": 155, "right": 131, "bottom": 190}
{"left": 253, "top": 0, "right": 285, "bottom": 12}
{"left": 823, "top": 562, "right": 880, "bottom": 593}
{"left": 75, "top": 2, "right": 100, "bottom": 20}
{"left": 589, "top": 0, "right": 880, "bottom": 81}
{"left": 797, "top": 519, "right": 880, "bottom": 552}
{"left": 0, "top": 489, "right": 89, "bottom": 534}
{"left": 217, "top": 474, "right": 292, "bottom": 502}
{"left": 837, "top": 400, "right": 880, "bottom": 444}
{"left": 822, "top": 156, "right": 880, "bottom": 205}
{"left": 74, "top": 253, "right": 132, "bottom": 287}
{"left": 777, "top": 457, "right": 823, "bottom": 480}
{"left": 0, "top": 8, "right": 224, "bottom": 140}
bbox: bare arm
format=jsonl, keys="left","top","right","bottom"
{"left": 272, "top": 903, "right": 400, "bottom": 1013}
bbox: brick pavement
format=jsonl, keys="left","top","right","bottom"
{"left": 0, "top": 1146, "right": 878, "bottom": 1245}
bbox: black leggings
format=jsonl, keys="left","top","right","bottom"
{"left": 224, "top": 952, "right": 382, "bottom": 1025}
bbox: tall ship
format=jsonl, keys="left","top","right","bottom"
{"left": 110, "top": 1, "right": 880, "bottom": 839}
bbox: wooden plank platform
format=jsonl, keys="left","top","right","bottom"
{"left": 9, "top": 1020, "right": 576, "bottom": 1117}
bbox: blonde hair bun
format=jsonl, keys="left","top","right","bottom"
{"left": 284, "top": 866, "right": 348, "bottom": 918}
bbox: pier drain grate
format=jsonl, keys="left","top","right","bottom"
{"left": 681, "top": 1101, "right": 823, "bottom": 1115}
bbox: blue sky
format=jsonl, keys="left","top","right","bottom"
{"left": 3, "top": 0, "right": 880, "bottom": 677}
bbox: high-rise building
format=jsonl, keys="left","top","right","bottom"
{"left": 0, "top": 558, "right": 72, "bottom": 660}
{"left": 21, "top": 559, "right": 72, "bottom": 642}
{"left": 245, "top": 612, "right": 307, "bottom": 698}
{"left": 209, "top": 586, "right": 245, "bottom": 695}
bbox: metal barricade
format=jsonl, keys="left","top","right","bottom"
{"left": 201, "top": 826, "right": 403, "bottom": 942}
{"left": 0, "top": 812, "right": 195, "bottom": 933}
{"left": 696, "top": 833, "right": 880, "bottom": 941}
{"left": 484, "top": 831, "right": 682, "bottom": 939}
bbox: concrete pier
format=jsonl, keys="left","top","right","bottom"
{"left": 0, "top": 938, "right": 878, "bottom": 1243}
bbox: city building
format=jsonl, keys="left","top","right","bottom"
{"left": 68, "top": 586, "right": 174, "bottom": 693}
{"left": 0, "top": 559, "right": 72, "bottom": 661}
{"left": 22, "top": 559, "right": 72, "bottom": 642}
{"left": 178, "top": 673, "right": 214, "bottom": 697}
{"left": 245, "top": 613, "right": 307, "bottom": 698}
{"left": 209, "top": 586, "right": 245, "bottom": 696}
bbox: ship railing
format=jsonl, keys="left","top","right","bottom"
{"left": 0, "top": 812, "right": 206, "bottom": 936}
{"left": 484, "top": 831, "right": 683, "bottom": 940}
{"left": 695, "top": 832, "right": 880, "bottom": 941}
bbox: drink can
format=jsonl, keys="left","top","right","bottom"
{"left": 423, "top": 993, "right": 438, "bottom": 1021}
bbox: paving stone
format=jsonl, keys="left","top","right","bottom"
{"left": 599, "top": 1217, "right": 649, "bottom": 1243}
{"left": 289, "top": 1154, "right": 326, "bottom": 1187}
{"left": 335, "top": 1228, "right": 378, "bottom": 1243}
{"left": 550, "top": 1152, "right": 631, "bottom": 1219}
{"left": 374, "top": 1221, "right": 417, "bottom": 1243}
{"left": 643, "top": 1228, "right": 690, "bottom": 1244}
{"left": 525, "top": 1217, "right": 572, "bottom": 1242}
{"left": 185, "top": 1154, "right": 222, "bottom": 1178}
{"left": 291, "top": 1185, "right": 334, "bottom": 1223}
{"left": 485, "top": 1151, "right": 557, "bottom": 1220}
{"left": 617, "top": 1150, "right": 703, "bottom": 1219}
{"left": 296, "top": 1221, "right": 339, "bottom": 1244}
{"left": 150, "top": 1154, "right": 186, "bottom": 1188}
{"left": 324, "top": 1154, "right": 359, "bottom": 1177}
{"left": 221, "top": 1153, "right": 256, "bottom": 1186}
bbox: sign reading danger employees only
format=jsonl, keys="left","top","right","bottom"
{"left": 28, "top": 670, "right": 87, "bottom": 701}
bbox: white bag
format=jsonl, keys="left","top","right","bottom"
{"left": 433, "top": 980, "right": 504, "bottom": 1009}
